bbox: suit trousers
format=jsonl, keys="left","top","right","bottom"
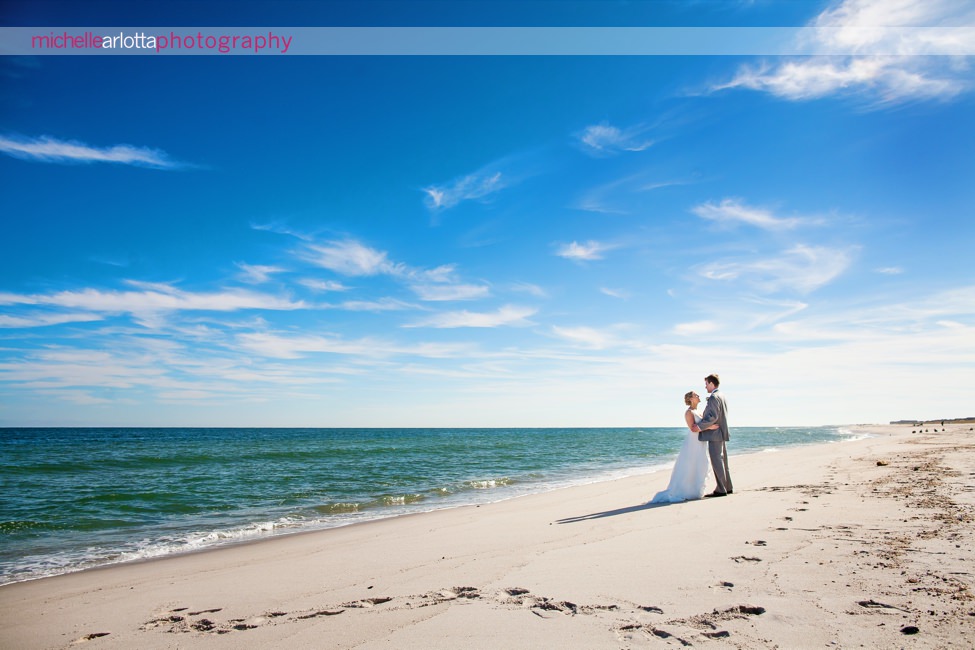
{"left": 708, "top": 440, "right": 733, "bottom": 494}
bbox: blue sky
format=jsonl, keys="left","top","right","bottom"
{"left": 1, "top": 0, "right": 973, "bottom": 427}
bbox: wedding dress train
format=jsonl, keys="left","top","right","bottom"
{"left": 650, "top": 412, "right": 712, "bottom": 503}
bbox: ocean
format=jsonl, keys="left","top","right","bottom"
{"left": 0, "top": 426, "right": 865, "bottom": 585}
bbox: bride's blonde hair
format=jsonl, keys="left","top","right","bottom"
{"left": 684, "top": 391, "right": 696, "bottom": 406}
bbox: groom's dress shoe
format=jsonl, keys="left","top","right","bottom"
{"left": 705, "top": 491, "right": 728, "bottom": 498}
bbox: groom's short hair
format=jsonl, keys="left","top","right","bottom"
{"left": 705, "top": 373, "right": 720, "bottom": 387}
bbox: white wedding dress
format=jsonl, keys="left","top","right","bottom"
{"left": 650, "top": 410, "right": 712, "bottom": 503}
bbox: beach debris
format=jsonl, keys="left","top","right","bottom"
{"left": 746, "top": 540, "right": 767, "bottom": 546}
{"left": 901, "top": 625, "right": 920, "bottom": 635}
{"left": 731, "top": 555, "right": 762, "bottom": 563}
{"left": 77, "top": 632, "right": 111, "bottom": 641}
{"left": 188, "top": 608, "right": 222, "bottom": 615}
{"left": 703, "top": 630, "right": 731, "bottom": 638}
{"left": 505, "top": 587, "right": 530, "bottom": 596}
{"left": 877, "top": 460, "right": 889, "bottom": 466}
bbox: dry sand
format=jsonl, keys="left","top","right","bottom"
{"left": 2, "top": 424, "right": 973, "bottom": 649}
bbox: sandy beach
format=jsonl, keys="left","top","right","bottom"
{"left": 2, "top": 424, "right": 973, "bottom": 649}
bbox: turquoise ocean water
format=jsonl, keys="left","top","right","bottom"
{"left": 0, "top": 426, "right": 865, "bottom": 585}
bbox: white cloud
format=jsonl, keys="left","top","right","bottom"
{"left": 236, "top": 263, "right": 285, "bottom": 284}
{"left": 744, "top": 298, "right": 809, "bottom": 329}
{"left": 236, "top": 330, "right": 472, "bottom": 359}
{"left": 511, "top": 282, "right": 548, "bottom": 298}
{"left": 0, "top": 134, "right": 183, "bottom": 168}
{"left": 236, "top": 331, "right": 382, "bottom": 359}
{"left": 673, "top": 320, "right": 719, "bottom": 336}
{"left": 692, "top": 198, "right": 812, "bottom": 230}
{"left": 406, "top": 305, "right": 536, "bottom": 329}
{"left": 0, "top": 282, "right": 306, "bottom": 322}
{"left": 600, "top": 287, "right": 630, "bottom": 299}
{"left": 423, "top": 170, "right": 506, "bottom": 210}
{"left": 251, "top": 221, "right": 314, "bottom": 242}
{"left": 0, "top": 312, "right": 104, "bottom": 329}
{"left": 299, "top": 240, "right": 483, "bottom": 301}
{"left": 556, "top": 240, "right": 614, "bottom": 262}
{"left": 698, "top": 244, "right": 855, "bottom": 294}
{"left": 299, "top": 279, "right": 349, "bottom": 292}
{"left": 711, "top": 0, "right": 974, "bottom": 105}
{"left": 337, "top": 298, "right": 416, "bottom": 312}
{"left": 302, "top": 240, "right": 395, "bottom": 276}
{"left": 410, "top": 283, "right": 491, "bottom": 301}
{"left": 577, "top": 122, "right": 654, "bottom": 155}
{"left": 551, "top": 325, "right": 618, "bottom": 349}
{"left": 875, "top": 266, "right": 904, "bottom": 275}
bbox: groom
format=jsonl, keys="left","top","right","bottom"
{"left": 691, "top": 373, "right": 733, "bottom": 497}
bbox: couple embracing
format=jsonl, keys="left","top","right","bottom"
{"left": 651, "top": 374, "right": 733, "bottom": 504}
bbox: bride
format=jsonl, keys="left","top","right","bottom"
{"left": 650, "top": 391, "right": 714, "bottom": 503}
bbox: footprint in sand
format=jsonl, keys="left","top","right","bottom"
{"left": 297, "top": 609, "right": 345, "bottom": 619}
{"left": 343, "top": 596, "right": 394, "bottom": 608}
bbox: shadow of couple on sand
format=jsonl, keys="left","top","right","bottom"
{"left": 555, "top": 501, "right": 673, "bottom": 524}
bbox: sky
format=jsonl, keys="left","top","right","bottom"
{"left": 0, "top": 0, "right": 973, "bottom": 427}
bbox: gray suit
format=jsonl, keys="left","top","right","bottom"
{"left": 697, "top": 388, "right": 733, "bottom": 494}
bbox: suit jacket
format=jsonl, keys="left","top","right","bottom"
{"left": 697, "top": 388, "right": 729, "bottom": 442}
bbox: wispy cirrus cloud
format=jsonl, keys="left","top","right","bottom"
{"left": 710, "top": 0, "right": 974, "bottom": 106}
{"left": 0, "top": 312, "right": 104, "bottom": 329}
{"left": 698, "top": 244, "right": 856, "bottom": 294}
{"left": 236, "top": 331, "right": 384, "bottom": 359}
{"left": 236, "top": 263, "right": 286, "bottom": 284}
{"left": 672, "top": 320, "right": 720, "bottom": 337}
{"left": 302, "top": 239, "right": 397, "bottom": 276}
{"left": 600, "top": 287, "right": 631, "bottom": 300}
{"left": 692, "top": 198, "right": 817, "bottom": 230}
{"left": 298, "top": 279, "right": 349, "bottom": 292}
{"left": 576, "top": 122, "right": 654, "bottom": 156}
{"left": 410, "top": 283, "right": 491, "bottom": 301}
{"left": 0, "top": 134, "right": 186, "bottom": 168}
{"left": 236, "top": 330, "right": 471, "bottom": 359}
{"left": 423, "top": 169, "right": 506, "bottom": 210}
{"left": 555, "top": 240, "right": 615, "bottom": 262}
{"left": 336, "top": 298, "right": 417, "bottom": 312}
{"left": 0, "top": 281, "right": 306, "bottom": 328}
{"left": 550, "top": 325, "right": 620, "bottom": 349}
{"left": 406, "top": 304, "right": 536, "bottom": 329}
{"left": 300, "top": 238, "right": 489, "bottom": 302}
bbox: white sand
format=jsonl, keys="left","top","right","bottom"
{"left": 2, "top": 424, "right": 973, "bottom": 649}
